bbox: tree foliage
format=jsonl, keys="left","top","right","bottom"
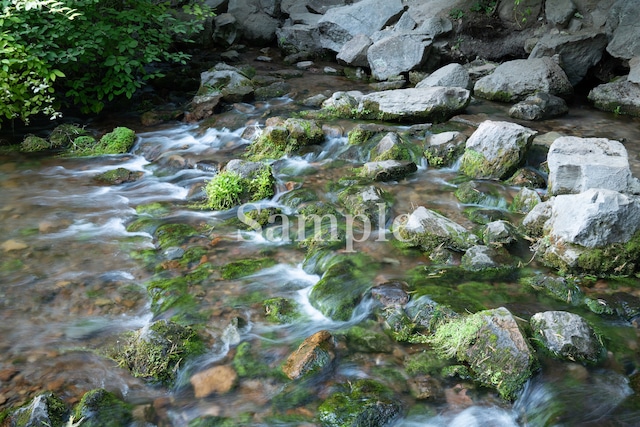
{"left": 0, "top": 0, "right": 212, "bottom": 126}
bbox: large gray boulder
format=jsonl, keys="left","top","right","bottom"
{"left": 186, "top": 63, "right": 254, "bottom": 121}
{"left": 358, "top": 86, "right": 471, "bottom": 122}
{"left": 524, "top": 188, "right": 640, "bottom": 274}
{"left": 606, "top": 0, "right": 640, "bottom": 60}
{"left": 547, "top": 136, "right": 634, "bottom": 195}
{"left": 276, "top": 23, "right": 322, "bottom": 55}
{"left": 588, "top": 80, "right": 640, "bottom": 117}
{"left": 459, "top": 120, "right": 537, "bottom": 180}
{"left": 530, "top": 311, "right": 605, "bottom": 364}
{"left": 416, "top": 63, "right": 471, "bottom": 89}
{"left": 545, "top": 0, "right": 577, "bottom": 27}
{"left": 629, "top": 57, "right": 640, "bottom": 84}
{"left": 542, "top": 188, "right": 640, "bottom": 249}
{"left": 368, "top": 34, "right": 432, "bottom": 81}
{"left": 474, "top": 57, "right": 573, "bottom": 102}
{"left": 336, "top": 34, "right": 372, "bottom": 67}
{"left": 228, "top": 0, "right": 281, "bottom": 44}
{"left": 528, "top": 32, "right": 608, "bottom": 85}
{"left": 317, "top": 0, "right": 404, "bottom": 53}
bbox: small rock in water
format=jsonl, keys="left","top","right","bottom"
{"left": 190, "top": 365, "right": 238, "bottom": 398}
{"left": 1, "top": 239, "right": 28, "bottom": 252}
{"left": 296, "top": 61, "right": 314, "bottom": 69}
{"left": 255, "top": 55, "right": 272, "bottom": 62}
{"left": 324, "top": 66, "right": 340, "bottom": 75}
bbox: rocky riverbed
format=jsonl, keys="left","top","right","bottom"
{"left": 2, "top": 0, "right": 640, "bottom": 426}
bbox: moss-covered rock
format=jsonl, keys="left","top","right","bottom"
{"left": 50, "top": 124, "right": 89, "bottom": 148}
{"left": 318, "top": 379, "right": 402, "bottom": 427}
{"left": 530, "top": 311, "right": 606, "bottom": 365}
{"left": 232, "top": 341, "right": 276, "bottom": 378}
{"left": 204, "top": 163, "right": 275, "bottom": 210}
{"left": 246, "top": 117, "right": 324, "bottom": 160}
{"left": 112, "top": 319, "right": 206, "bottom": 386}
{"left": 394, "top": 206, "right": 480, "bottom": 253}
{"left": 379, "top": 295, "right": 457, "bottom": 343}
{"left": 337, "top": 184, "right": 392, "bottom": 227}
{"left": 510, "top": 187, "right": 542, "bottom": 214}
{"left": 454, "top": 181, "right": 509, "bottom": 209}
{"left": 347, "top": 125, "right": 376, "bottom": 146}
{"left": 341, "top": 323, "right": 393, "bottom": 353}
{"left": 221, "top": 257, "right": 277, "bottom": 280}
{"left": 67, "top": 127, "right": 136, "bottom": 156}
{"left": 263, "top": 297, "right": 303, "bottom": 323}
{"left": 429, "top": 307, "right": 537, "bottom": 400}
{"left": 423, "top": 131, "right": 466, "bottom": 168}
{"left": 9, "top": 392, "right": 69, "bottom": 427}
{"left": 521, "top": 275, "right": 585, "bottom": 306}
{"left": 20, "top": 135, "right": 50, "bottom": 152}
{"left": 459, "top": 121, "right": 536, "bottom": 180}
{"left": 308, "top": 254, "right": 378, "bottom": 321}
{"left": 296, "top": 203, "right": 347, "bottom": 251}
{"left": 146, "top": 275, "right": 199, "bottom": 321}
{"left": 369, "top": 132, "right": 413, "bottom": 162}
{"left": 73, "top": 389, "right": 132, "bottom": 427}
{"left": 93, "top": 167, "right": 144, "bottom": 185}
{"left": 153, "top": 223, "right": 201, "bottom": 250}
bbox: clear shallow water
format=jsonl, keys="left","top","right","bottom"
{"left": 1, "top": 89, "right": 640, "bottom": 425}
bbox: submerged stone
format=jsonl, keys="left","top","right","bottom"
{"left": 190, "top": 365, "right": 238, "bottom": 398}
{"left": 73, "top": 388, "right": 132, "bottom": 427}
{"left": 309, "top": 254, "right": 378, "bottom": 321}
{"left": 317, "top": 379, "right": 402, "bottom": 427}
{"left": 93, "top": 167, "right": 143, "bottom": 185}
{"left": 221, "top": 257, "right": 277, "bottom": 280}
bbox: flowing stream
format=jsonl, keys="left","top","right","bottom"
{"left": 1, "top": 65, "right": 640, "bottom": 426}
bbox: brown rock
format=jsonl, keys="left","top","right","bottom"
{"left": 190, "top": 365, "right": 238, "bottom": 398}
{"left": 281, "top": 330, "right": 335, "bottom": 380}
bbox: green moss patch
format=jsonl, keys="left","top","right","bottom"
{"left": 221, "top": 257, "right": 277, "bottom": 280}
{"left": 73, "top": 389, "right": 132, "bottom": 427}
{"left": 204, "top": 166, "right": 275, "bottom": 211}
{"left": 112, "top": 320, "right": 206, "bottom": 386}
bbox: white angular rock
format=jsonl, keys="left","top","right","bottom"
{"left": 547, "top": 136, "right": 632, "bottom": 195}
{"left": 416, "top": 63, "right": 470, "bottom": 89}
{"left": 367, "top": 34, "right": 432, "bottom": 81}
{"left": 545, "top": 188, "right": 640, "bottom": 248}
